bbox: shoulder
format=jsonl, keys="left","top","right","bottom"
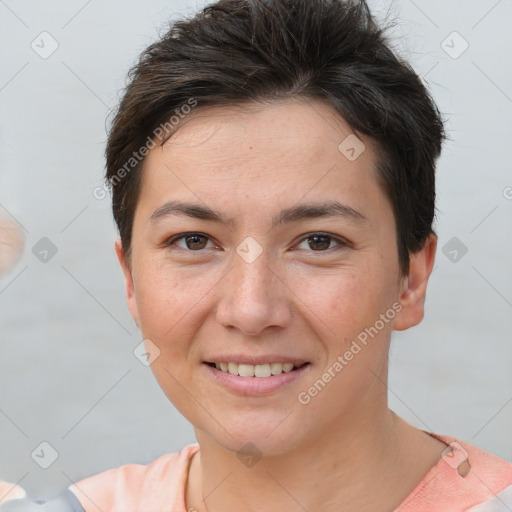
{"left": 465, "top": 483, "right": 512, "bottom": 511}
{"left": 439, "top": 433, "right": 512, "bottom": 488}
{"left": 399, "top": 432, "right": 512, "bottom": 512}
{"left": 448, "top": 434, "right": 512, "bottom": 511}
{"left": 68, "top": 443, "right": 199, "bottom": 512}
{"left": 0, "top": 481, "right": 26, "bottom": 504}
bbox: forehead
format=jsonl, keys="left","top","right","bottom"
{"left": 158, "top": 98, "right": 375, "bottom": 170}
{"left": 136, "top": 98, "right": 388, "bottom": 224}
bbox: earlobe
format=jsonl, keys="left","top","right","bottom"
{"left": 114, "top": 238, "right": 140, "bottom": 329}
{"left": 394, "top": 234, "right": 437, "bottom": 331}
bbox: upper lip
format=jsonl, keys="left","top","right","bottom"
{"left": 203, "top": 355, "right": 309, "bottom": 365}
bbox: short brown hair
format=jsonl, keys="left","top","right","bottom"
{"left": 105, "top": 0, "right": 446, "bottom": 276}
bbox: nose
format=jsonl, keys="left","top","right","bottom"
{"left": 215, "top": 247, "right": 293, "bottom": 337}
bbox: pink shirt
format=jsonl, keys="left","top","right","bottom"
{"left": 67, "top": 432, "right": 512, "bottom": 512}
{"left": 0, "top": 481, "right": 26, "bottom": 504}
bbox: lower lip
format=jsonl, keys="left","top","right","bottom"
{"left": 203, "top": 363, "right": 311, "bottom": 396}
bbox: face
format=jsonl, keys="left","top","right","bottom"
{"left": 116, "top": 98, "right": 435, "bottom": 455}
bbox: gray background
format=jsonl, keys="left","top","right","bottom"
{"left": 0, "top": 0, "right": 511, "bottom": 500}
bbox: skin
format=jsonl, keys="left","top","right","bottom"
{"left": 0, "top": 481, "right": 26, "bottom": 503}
{"left": 115, "top": 98, "right": 447, "bottom": 511}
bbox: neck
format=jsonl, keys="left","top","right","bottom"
{"left": 185, "top": 398, "right": 443, "bottom": 512}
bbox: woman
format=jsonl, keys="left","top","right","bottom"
{"left": 3, "top": 0, "right": 511, "bottom": 510}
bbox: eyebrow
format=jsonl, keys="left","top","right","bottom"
{"left": 149, "top": 200, "right": 368, "bottom": 229}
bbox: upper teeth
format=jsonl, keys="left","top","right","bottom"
{"left": 213, "top": 362, "right": 297, "bottom": 377}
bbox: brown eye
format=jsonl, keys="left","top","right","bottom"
{"left": 295, "top": 233, "right": 347, "bottom": 252}
{"left": 307, "top": 235, "right": 331, "bottom": 251}
{"left": 183, "top": 234, "right": 208, "bottom": 250}
{"left": 167, "top": 233, "right": 214, "bottom": 251}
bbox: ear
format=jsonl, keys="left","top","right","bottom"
{"left": 394, "top": 233, "right": 437, "bottom": 331}
{"left": 115, "top": 238, "right": 140, "bottom": 329}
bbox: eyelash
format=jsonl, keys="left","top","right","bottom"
{"left": 164, "top": 232, "right": 349, "bottom": 254}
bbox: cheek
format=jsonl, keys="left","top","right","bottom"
{"left": 298, "top": 260, "right": 397, "bottom": 359}
{"left": 133, "top": 258, "right": 225, "bottom": 352}
{"left": 294, "top": 266, "right": 379, "bottom": 330}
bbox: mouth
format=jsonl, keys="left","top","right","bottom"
{"left": 204, "top": 361, "right": 310, "bottom": 378}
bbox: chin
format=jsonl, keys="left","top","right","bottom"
{"left": 200, "top": 414, "right": 307, "bottom": 457}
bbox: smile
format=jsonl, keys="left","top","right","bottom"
{"left": 206, "top": 361, "right": 308, "bottom": 377}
